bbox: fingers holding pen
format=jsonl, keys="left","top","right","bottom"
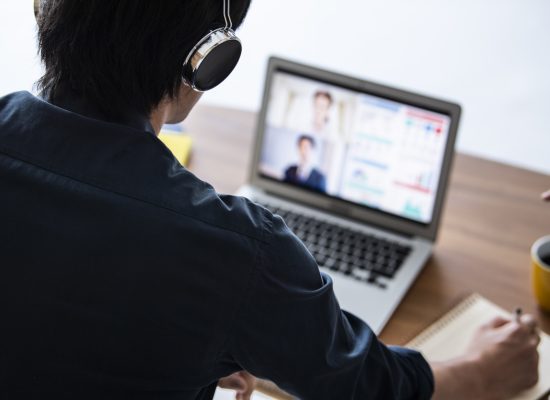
{"left": 518, "top": 313, "right": 539, "bottom": 334}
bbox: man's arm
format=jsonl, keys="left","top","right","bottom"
{"left": 223, "top": 211, "right": 540, "bottom": 399}
{"left": 226, "top": 214, "right": 433, "bottom": 399}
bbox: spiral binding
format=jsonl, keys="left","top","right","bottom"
{"left": 406, "top": 293, "right": 480, "bottom": 349}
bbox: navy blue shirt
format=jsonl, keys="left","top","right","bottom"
{"left": 0, "top": 92, "right": 434, "bottom": 399}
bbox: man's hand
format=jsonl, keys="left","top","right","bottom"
{"left": 542, "top": 190, "right": 550, "bottom": 201}
{"left": 432, "top": 314, "right": 540, "bottom": 400}
{"left": 464, "top": 315, "right": 540, "bottom": 398}
{"left": 218, "top": 371, "right": 257, "bottom": 400}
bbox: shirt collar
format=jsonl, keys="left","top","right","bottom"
{"left": 41, "top": 86, "right": 156, "bottom": 136}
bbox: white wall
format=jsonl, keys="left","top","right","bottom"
{"left": 1, "top": 0, "right": 549, "bottom": 174}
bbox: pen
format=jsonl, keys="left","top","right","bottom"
{"left": 514, "top": 307, "right": 522, "bottom": 324}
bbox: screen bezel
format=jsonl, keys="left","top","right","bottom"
{"left": 250, "top": 57, "right": 461, "bottom": 242}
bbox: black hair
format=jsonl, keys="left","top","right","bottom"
{"left": 297, "top": 134, "right": 315, "bottom": 148}
{"left": 313, "top": 90, "right": 333, "bottom": 105}
{"left": 36, "top": 0, "right": 251, "bottom": 118}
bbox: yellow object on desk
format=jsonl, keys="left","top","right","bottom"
{"left": 532, "top": 236, "right": 550, "bottom": 312}
{"left": 158, "top": 131, "right": 192, "bottom": 166}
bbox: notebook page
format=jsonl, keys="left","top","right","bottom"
{"left": 407, "top": 294, "right": 550, "bottom": 400}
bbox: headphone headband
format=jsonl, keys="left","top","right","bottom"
{"left": 222, "top": 0, "right": 233, "bottom": 30}
{"left": 33, "top": 0, "right": 40, "bottom": 19}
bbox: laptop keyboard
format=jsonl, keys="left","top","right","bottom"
{"left": 259, "top": 200, "right": 412, "bottom": 288}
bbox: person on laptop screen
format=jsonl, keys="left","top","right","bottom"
{"left": 0, "top": 1, "right": 539, "bottom": 399}
{"left": 284, "top": 134, "right": 327, "bottom": 193}
{"left": 311, "top": 90, "right": 333, "bottom": 136}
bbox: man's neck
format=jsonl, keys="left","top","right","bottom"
{"left": 149, "top": 103, "right": 171, "bottom": 136}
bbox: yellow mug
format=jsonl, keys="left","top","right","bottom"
{"left": 532, "top": 235, "right": 550, "bottom": 312}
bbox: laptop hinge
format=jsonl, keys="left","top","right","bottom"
{"left": 263, "top": 189, "right": 415, "bottom": 240}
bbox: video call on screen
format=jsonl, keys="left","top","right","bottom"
{"left": 258, "top": 71, "right": 451, "bottom": 224}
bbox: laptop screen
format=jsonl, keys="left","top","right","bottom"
{"left": 257, "top": 70, "right": 452, "bottom": 225}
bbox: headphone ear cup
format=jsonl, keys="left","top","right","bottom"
{"left": 183, "top": 29, "right": 242, "bottom": 92}
{"left": 192, "top": 39, "right": 241, "bottom": 91}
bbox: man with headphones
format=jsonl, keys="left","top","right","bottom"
{"left": 0, "top": 1, "right": 539, "bottom": 399}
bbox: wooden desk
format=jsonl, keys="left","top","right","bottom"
{"left": 184, "top": 104, "right": 550, "bottom": 344}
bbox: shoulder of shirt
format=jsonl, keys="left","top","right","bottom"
{"left": 0, "top": 91, "right": 278, "bottom": 244}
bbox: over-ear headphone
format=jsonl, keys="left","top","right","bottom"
{"left": 33, "top": 0, "right": 242, "bottom": 92}
{"left": 183, "top": 0, "right": 242, "bottom": 92}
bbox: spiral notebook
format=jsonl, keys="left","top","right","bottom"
{"left": 407, "top": 294, "right": 550, "bottom": 400}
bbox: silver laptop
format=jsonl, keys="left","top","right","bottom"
{"left": 237, "top": 57, "right": 461, "bottom": 334}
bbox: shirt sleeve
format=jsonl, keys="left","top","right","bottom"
{"left": 228, "top": 213, "right": 434, "bottom": 399}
